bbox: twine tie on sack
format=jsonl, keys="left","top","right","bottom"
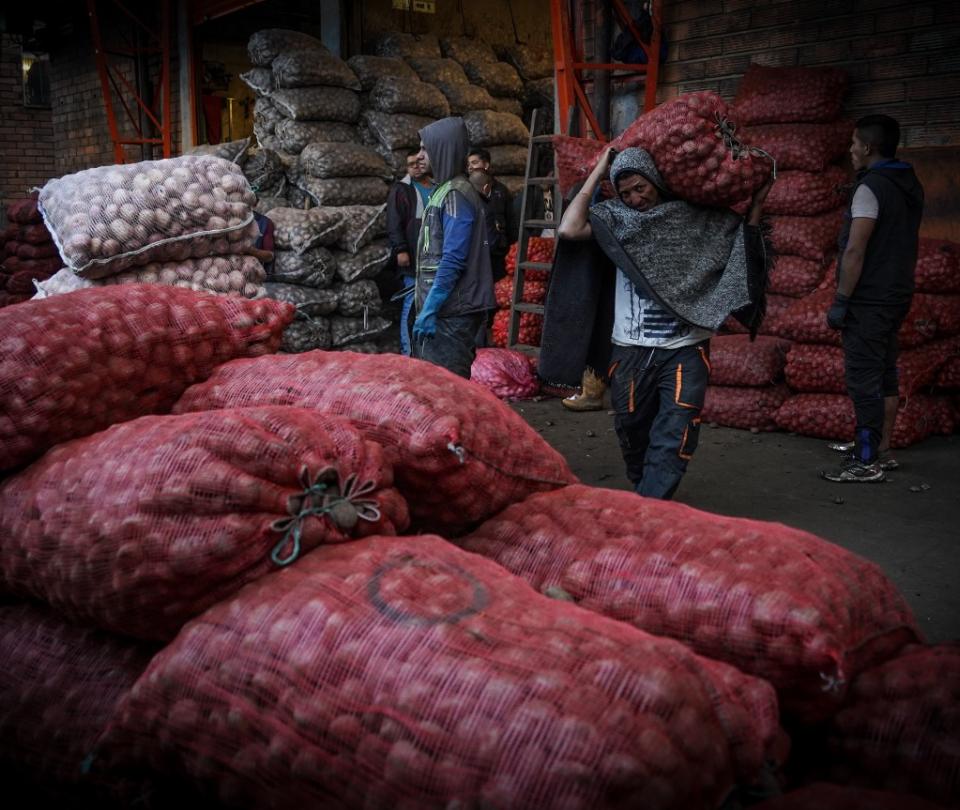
{"left": 270, "top": 466, "right": 382, "bottom": 566}
{"left": 819, "top": 671, "right": 845, "bottom": 694}
{"left": 714, "top": 112, "right": 777, "bottom": 178}
{"left": 446, "top": 442, "right": 467, "bottom": 464}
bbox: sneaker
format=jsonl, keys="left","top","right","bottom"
{"left": 827, "top": 440, "right": 855, "bottom": 453}
{"left": 820, "top": 457, "right": 886, "bottom": 483}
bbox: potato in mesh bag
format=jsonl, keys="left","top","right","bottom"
{"left": 437, "top": 81, "right": 496, "bottom": 114}
{"left": 253, "top": 196, "right": 288, "bottom": 215}
{"left": 274, "top": 119, "right": 356, "bottom": 154}
{"left": 265, "top": 281, "right": 339, "bottom": 316}
{"left": 491, "top": 95, "right": 524, "bottom": 118}
{"left": 248, "top": 29, "right": 327, "bottom": 66}
{"left": 100, "top": 254, "right": 266, "bottom": 299}
{"left": 334, "top": 206, "right": 387, "bottom": 253}
{"left": 406, "top": 56, "right": 469, "bottom": 86}
{"left": 334, "top": 279, "right": 382, "bottom": 317}
{"left": 498, "top": 175, "right": 526, "bottom": 197}
{"left": 486, "top": 144, "right": 529, "bottom": 175}
{"left": 292, "top": 174, "right": 390, "bottom": 207}
{"left": 269, "top": 87, "right": 361, "bottom": 123}
{"left": 269, "top": 246, "right": 337, "bottom": 287}
{"left": 240, "top": 68, "right": 272, "bottom": 95}
{"left": 285, "top": 185, "right": 313, "bottom": 210}
{"left": 369, "top": 76, "right": 450, "bottom": 119}
{"left": 299, "top": 142, "right": 391, "bottom": 180}
{"left": 38, "top": 155, "right": 257, "bottom": 278}
{"left": 187, "top": 137, "right": 252, "bottom": 165}
{"left": 253, "top": 97, "right": 283, "bottom": 134}
{"left": 463, "top": 61, "right": 524, "bottom": 99}
{"left": 347, "top": 55, "right": 417, "bottom": 91}
{"left": 280, "top": 315, "right": 332, "bottom": 352}
{"left": 361, "top": 110, "right": 434, "bottom": 151}
{"left": 498, "top": 45, "right": 553, "bottom": 80}
{"left": 374, "top": 31, "right": 441, "bottom": 59}
{"left": 332, "top": 240, "right": 392, "bottom": 283}
{"left": 243, "top": 148, "right": 286, "bottom": 197}
{"left": 271, "top": 50, "right": 360, "bottom": 91}
{"left": 464, "top": 109, "right": 530, "bottom": 146}
{"left": 373, "top": 144, "right": 411, "bottom": 179}
{"left": 440, "top": 36, "right": 498, "bottom": 65}
{"left": 267, "top": 206, "right": 346, "bottom": 253}
{"left": 330, "top": 314, "right": 392, "bottom": 346}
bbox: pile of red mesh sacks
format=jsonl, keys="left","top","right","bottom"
{"left": 0, "top": 195, "right": 60, "bottom": 307}
{"left": 709, "top": 65, "right": 960, "bottom": 448}
{"left": 772, "top": 249, "right": 960, "bottom": 446}
{"left": 491, "top": 236, "right": 553, "bottom": 348}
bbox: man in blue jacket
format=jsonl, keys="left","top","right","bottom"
{"left": 412, "top": 117, "right": 496, "bottom": 378}
{"left": 822, "top": 114, "right": 925, "bottom": 483}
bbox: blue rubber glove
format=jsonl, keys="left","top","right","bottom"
{"left": 826, "top": 293, "right": 850, "bottom": 330}
{"left": 412, "top": 284, "right": 452, "bottom": 341}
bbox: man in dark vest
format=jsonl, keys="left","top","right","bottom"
{"left": 412, "top": 118, "right": 496, "bottom": 378}
{"left": 822, "top": 114, "right": 925, "bottom": 483}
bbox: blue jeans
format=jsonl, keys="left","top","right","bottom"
{"left": 609, "top": 341, "right": 710, "bottom": 500}
{"left": 399, "top": 273, "right": 415, "bottom": 356}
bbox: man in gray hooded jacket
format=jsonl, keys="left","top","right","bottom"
{"left": 556, "top": 145, "right": 772, "bottom": 499}
{"left": 412, "top": 117, "right": 496, "bottom": 378}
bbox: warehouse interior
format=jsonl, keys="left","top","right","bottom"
{"left": 1, "top": 0, "right": 959, "bottom": 808}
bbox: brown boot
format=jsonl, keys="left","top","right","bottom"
{"left": 561, "top": 368, "right": 606, "bottom": 411}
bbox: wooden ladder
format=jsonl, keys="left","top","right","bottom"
{"left": 507, "top": 108, "right": 563, "bottom": 355}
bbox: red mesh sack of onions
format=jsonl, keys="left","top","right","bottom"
{"left": 609, "top": 92, "right": 773, "bottom": 207}
{"left": 751, "top": 783, "right": 947, "bottom": 810}
{"left": 915, "top": 238, "right": 960, "bottom": 293}
{"left": 785, "top": 338, "right": 960, "bottom": 396}
{"left": 95, "top": 535, "right": 786, "bottom": 809}
{"left": 733, "top": 64, "right": 849, "bottom": 125}
{"left": 702, "top": 384, "right": 791, "bottom": 432}
{"left": 741, "top": 120, "right": 852, "bottom": 172}
{"left": 769, "top": 255, "right": 829, "bottom": 298}
{"left": 505, "top": 236, "right": 554, "bottom": 282}
{"left": 492, "top": 308, "right": 543, "bottom": 348}
{"left": 553, "top": 134, "right": 605, "bottom": 197}
{"left": 708, "top": 335, "right": 792, "bottom": 386}
{"left": 0, "top": 285, "right": 293, "bottom": 474}
{"left": 823, "top": 643, "right": 960, "bottom": 806}
{"left": 0, "top": 407, "right": 409, "bottom": 641}
{"left": 459, "top": 484, "right": 919, "bottom": 720}
{"left": 915, "top": 292, "right": 960, "bottom": 336}
{"left": 936, "top": 355, "right": 960, "bottom": 389}
{"left": 768, "top": 209, "right": 844, "bottom": 262}
{"left": 770, "top": 287, "right": 937, "bottom": 348}
{"left": 761, "top": 166, "right": 849, "bottom": 216}
{"left": 172, "top": 351, "right": 574, "bottom": 534}
{"left": 775, "top": 392, "right": 955, "bottom": 446}
{"left": 494, "top": 275, "right": 547, "bottom": 308}
{"left": 0, "top": 603, "right": 158, "bottom": 805}
{"left": 5, "top": 195, "right": 43, "bottom": 224}
{"left": 470, "top": 348, "right": 539, "bottom": 400}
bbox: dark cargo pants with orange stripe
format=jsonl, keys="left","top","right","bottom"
{"left": 608, "top": 340, "right": 710, "bottom": 500}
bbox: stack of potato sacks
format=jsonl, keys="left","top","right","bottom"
{"left": 490, "top": 236, "right": 554, "bottom": 349}
{"left": 703, "top": 64, "right": 959, "bottom": 446}
{"left": 0, "top": 195, "right": 60, "bottom": 308}
{"left": 241, "top": 29, "right": 396, "bottom": 353}
{"left": 369, "top": 32, "right": 537, "bottom": 194}
{"left": 30, "top": 154, "right": 269, "bottom": 302}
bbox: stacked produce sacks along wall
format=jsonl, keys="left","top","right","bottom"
{"left": 0, "top": 196, "right": 60, "bottom": 308}
{"left": 687, "top": 64, "right": 960, "bottom": 447}
{"left": 2, "top": 266, "right": 957, "bottom": 806}
{"left": 237, "top": 28, "right": 553, "bottom": 357}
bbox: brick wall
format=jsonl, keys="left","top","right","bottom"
{"left": 657, "top": 0, "right": 960, "bottom": 147}
{"left": 0, "top": 34, "right": 56, "bottom": 217}
{"left": 50, "top": 17, "right": 182, "bottom": 175}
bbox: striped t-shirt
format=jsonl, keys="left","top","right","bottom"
{"left": 611, "top": 268, "right": 713, "bottom": 349}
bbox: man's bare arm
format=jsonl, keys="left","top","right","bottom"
{"left": 557, "top": 145, "right": 616, "bottom": 241}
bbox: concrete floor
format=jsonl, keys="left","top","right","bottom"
{"left": 511, "top": 398, "right": 960, "bottom": 643}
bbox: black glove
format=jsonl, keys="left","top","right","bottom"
{"left": 826, "top": 293, "right": 850, "bottom": 330}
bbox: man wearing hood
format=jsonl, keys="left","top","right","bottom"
{"left": 411, "top": 117, "right": 496, "bottom": 378}
{"left": 554, "top": 145, "right": 772, "bottom": 500}
{"left": 821, "top": 114, "right": 925, "bottom": 483}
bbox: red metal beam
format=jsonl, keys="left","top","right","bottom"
{"left": 87, "top": 0, "right": 173, "bottom": 163}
